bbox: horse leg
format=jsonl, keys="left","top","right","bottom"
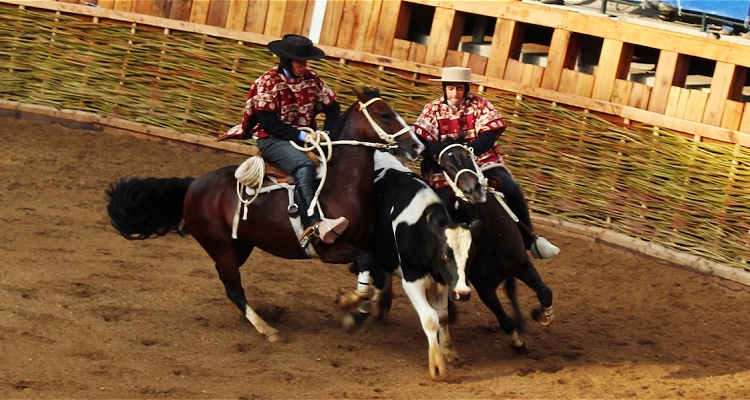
{"left": 341, "top": 267, "right": 388, "bottom": 332}
{"left": 473, "top": 278, "right": 527, "bottom": 352}
{"left": 337, "top": 249, "right": 376, "bottom": 309}
{"left": 432, "top": 288, "right": 459, "bottom": 364}
{"left": 516, "top": 259, "right": 554, "bottom": 326}
{"left": 212, "top": 246, "right": 282, "bottom": 343}
{"left": 402, "top": 279, "right": 446, "bottom": 378}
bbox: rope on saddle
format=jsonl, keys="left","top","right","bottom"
{"left": 232, "top": 156, "right": 265, "bottom": 239}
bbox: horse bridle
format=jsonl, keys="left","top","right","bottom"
{"left": 357, "top": 97, "right": 412, "bottom": 145}
{"left": 438, "top": 143, "right": 487, "bottom": 203}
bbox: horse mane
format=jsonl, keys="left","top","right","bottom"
{"left": 327, "top": 86, "right": 381, "bottom": 140}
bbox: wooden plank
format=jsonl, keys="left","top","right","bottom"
{"left": 188, "top": 0, "right": 210, "bottom": 24}
{"left": 205, "top": 0, "right": 230, "bottom": 28}
{"left": 684, "top": 89, "right": 709, "bottom": 123}
{"left": 703, "top": 62, "right": 742, "bottom": 125}
{"left": 168, "top": 0, "right": 191, "bottom": 21}
{"left": 149, "top": 0, "right": 170, "bottom": 18}
{"left": 664, "top": 86, "right": 682, "bottom": 117}
{"left": 674, "top": 88, "right": 691, "bottom": 119}
{"left": 281, "top": 0, "right": 308, "bottom": 35}
{"left": 372, "top": 0, "right": 402, "bottom": 56}
{"left": 556, "top": 69, "right": 577, "bottom": 94}
{"left": 575, "top": 72, "right": 595, "bottom": 98}
{"left": 424, "top": 7, "right": 463, "bottom": 66}
{"left": 408, "top": 42, "right": 427, "bottom": 64}
{"left": 444, "top": 50, "right": 463, "bottom": 67}
{"left": 130, "top": 0, "right": 153, "bottom": 15}
{"left": 243, "top": 1, "right": 269, "bottom": 33}
{"left": 113, "top": 0, "right": 132, "bottom": 12}
{"left": 350, "top": 0, "right": 375, "bottom": 51}
{"left": 361, "top": 0, "right": 382, "bottom": 54}
{"left": 610, "top": 79, "right": 633, "bottom": 105}
{"left": 334, "top": 0, "right": 356, "bottom": 48}
{"left": 391, "top": 38, "right": 411, "bottom": 61}
{"left": 503, "top": 58, "right": 524, "bottom": 83}
{"left": 720, "top": 100, "right": 744, "bottom": 131}
{"left": 225, "top": 0, "right": 250, "bottom": 31}
{"left": 521, "top": 63, "right": 545, "bottom": 87}
{"left": 467, "top": 53, "right": 488, "bottom": 76}
{"left": 319, "top": 0, "right": 344, "bottom": 46}
{"left": 592, "top": 39, "right": 632, "bottom": 102}
{"left": 541, "top": 29, "right": 577, "bottom": 91}
{"left": 739, "top": 105, "right": 750, "bottom": 133}
{"left": 485, "top": 18, "right": 523, "bottom": 79}
{"left": 96, "top": 0, "right": 115, "bottom": 9}
{"left": 627, "top": 82, "right": 651, "bottom": 109}
{"left": 263, "top": 0, "right": 286, "bottom": 37}
{"left": 301, "top": 0, "right": 316, "bottom": 37}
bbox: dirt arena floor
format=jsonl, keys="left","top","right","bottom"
{"left": 2, "top": 116, "right": 749, "bottom": 399}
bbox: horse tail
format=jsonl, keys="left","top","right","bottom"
{"left": 504, "top": 276, "right": 526, "bottom": 334}
{"left": 105, "top": 176, "right": 196, "bottom": 240}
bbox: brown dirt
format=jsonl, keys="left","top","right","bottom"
{"left": 1, "top": 116, "right": 749, "bottom": 399}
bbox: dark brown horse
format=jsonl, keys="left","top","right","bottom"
{"left": 106, "top": 88, "right": 425, "bottom": 342}
{"left": 435, "top": 138, "right": 554, "bottom": 352}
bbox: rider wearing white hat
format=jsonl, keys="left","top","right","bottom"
{"left": 414, "top": 67, "right": 560, "bottom": 259}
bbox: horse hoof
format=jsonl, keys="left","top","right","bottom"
{"left": 511, "top": 342, "right": 528, "bottom": 354}
{"left": 531, "top": 308, "right": 553, "bottom": 326}
{"left": 341, "top": 311, "right": 369, "bottom": 333}
{"left": 265, "top": 332, "right": 284, "bottom": 343}
{"left": 337, "top": 290, "right": 368, "bottom": 310}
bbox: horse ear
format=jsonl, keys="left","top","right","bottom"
{"left": 353, "top": 86, "right": 366, "bottom": 103}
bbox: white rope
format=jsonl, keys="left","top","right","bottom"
{"left": 232, "top": 156, "right": 265, "bottom": 238}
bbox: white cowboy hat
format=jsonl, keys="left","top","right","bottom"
{"left": 428, "top": 67, "right": 484, "bottom": 83}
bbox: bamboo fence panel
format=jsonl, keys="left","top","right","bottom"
{"left": 0, "top": 6, "right": 748, "bottom": 272}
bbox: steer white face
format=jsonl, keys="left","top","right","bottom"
{"left": 443, "top": 225, "right": 472, "bottom": 295}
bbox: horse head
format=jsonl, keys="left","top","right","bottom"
{"left": 340, "top": 87, "right": 424, "bottom": 161}
{"left": 435, "top": 136, "right": 487, "bottom": 204}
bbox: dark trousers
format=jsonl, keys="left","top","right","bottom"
{"left": 256, "top": 136, "right": 314, "bottom": 174}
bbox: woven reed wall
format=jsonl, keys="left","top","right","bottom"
{"left": 1, "top": 6, "right": 748, "bottom": 271}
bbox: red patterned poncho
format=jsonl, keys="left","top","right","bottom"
{"left": 237, "top": 67, "right": 336, "bottom": 139}
{"left": 413, "top": 93, "right": 507, "bottom": 188}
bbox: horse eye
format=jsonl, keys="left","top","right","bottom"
{"left": 379, "top": 113, "right": 391, "bottom": 120}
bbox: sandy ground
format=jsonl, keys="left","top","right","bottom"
{"left": 1, "top": 116, "right": 749, "bottom": 399}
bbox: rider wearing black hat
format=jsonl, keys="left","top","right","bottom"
{"left": 221, "top": 34, "right": 346, "bottom": 244}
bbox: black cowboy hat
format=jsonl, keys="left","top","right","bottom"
{"left": 267, "top": 34, "right": 326, "bottom": 61}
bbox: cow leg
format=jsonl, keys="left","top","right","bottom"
{"left": 432, "top": 288, "right": 459, "bottom": 363}
{"left": 516, "top": 259, "right": 555, "bottom": 326}
{"left": 473, "top": 279, "right": 526, "bottom": 351}
{"left": 402, "top": 279, "right": 445, "bottom": 378}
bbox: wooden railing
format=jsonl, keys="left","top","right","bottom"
{"left": 49, "top": 0, "right": 750, "bottom": 148}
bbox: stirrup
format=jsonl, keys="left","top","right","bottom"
{"left": 318, "top": 216, "right": 348, "bottom": 244}
{"left": 530, "top": 236, "right": 560, "bottom": 259}
{"left": 299, "top": 223, "right": 320, "bottom": 246}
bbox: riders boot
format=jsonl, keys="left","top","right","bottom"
{"left": 506, "top": 191, "right": 560, "bottom": 259}
{"left": 292, "top": 166, "right": 348, "bottom": 244}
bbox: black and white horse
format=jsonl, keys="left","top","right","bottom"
{"left": 343, "top": 151, "right": 479, "bottom": 378}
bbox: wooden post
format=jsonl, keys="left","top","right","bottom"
{"left": 541, "top": 29, "right": 579, "bottom": 91}
{"left": 424, "top": 7, "right": 464, "bottom": 67}
{"left": 647, "top": 50, "right": 689, "bottom": 114}
{"left": 485, "top": 18, "right": 524, "bottom": 79}
{"left": 592, "top": 39, "right": 633, "bottom": 102}
{"left": 703, "top": 62, "right": 747, "bottom": 125}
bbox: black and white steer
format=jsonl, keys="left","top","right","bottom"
{"left": 363, "top": 151, "right": 478, "bottom": 377}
